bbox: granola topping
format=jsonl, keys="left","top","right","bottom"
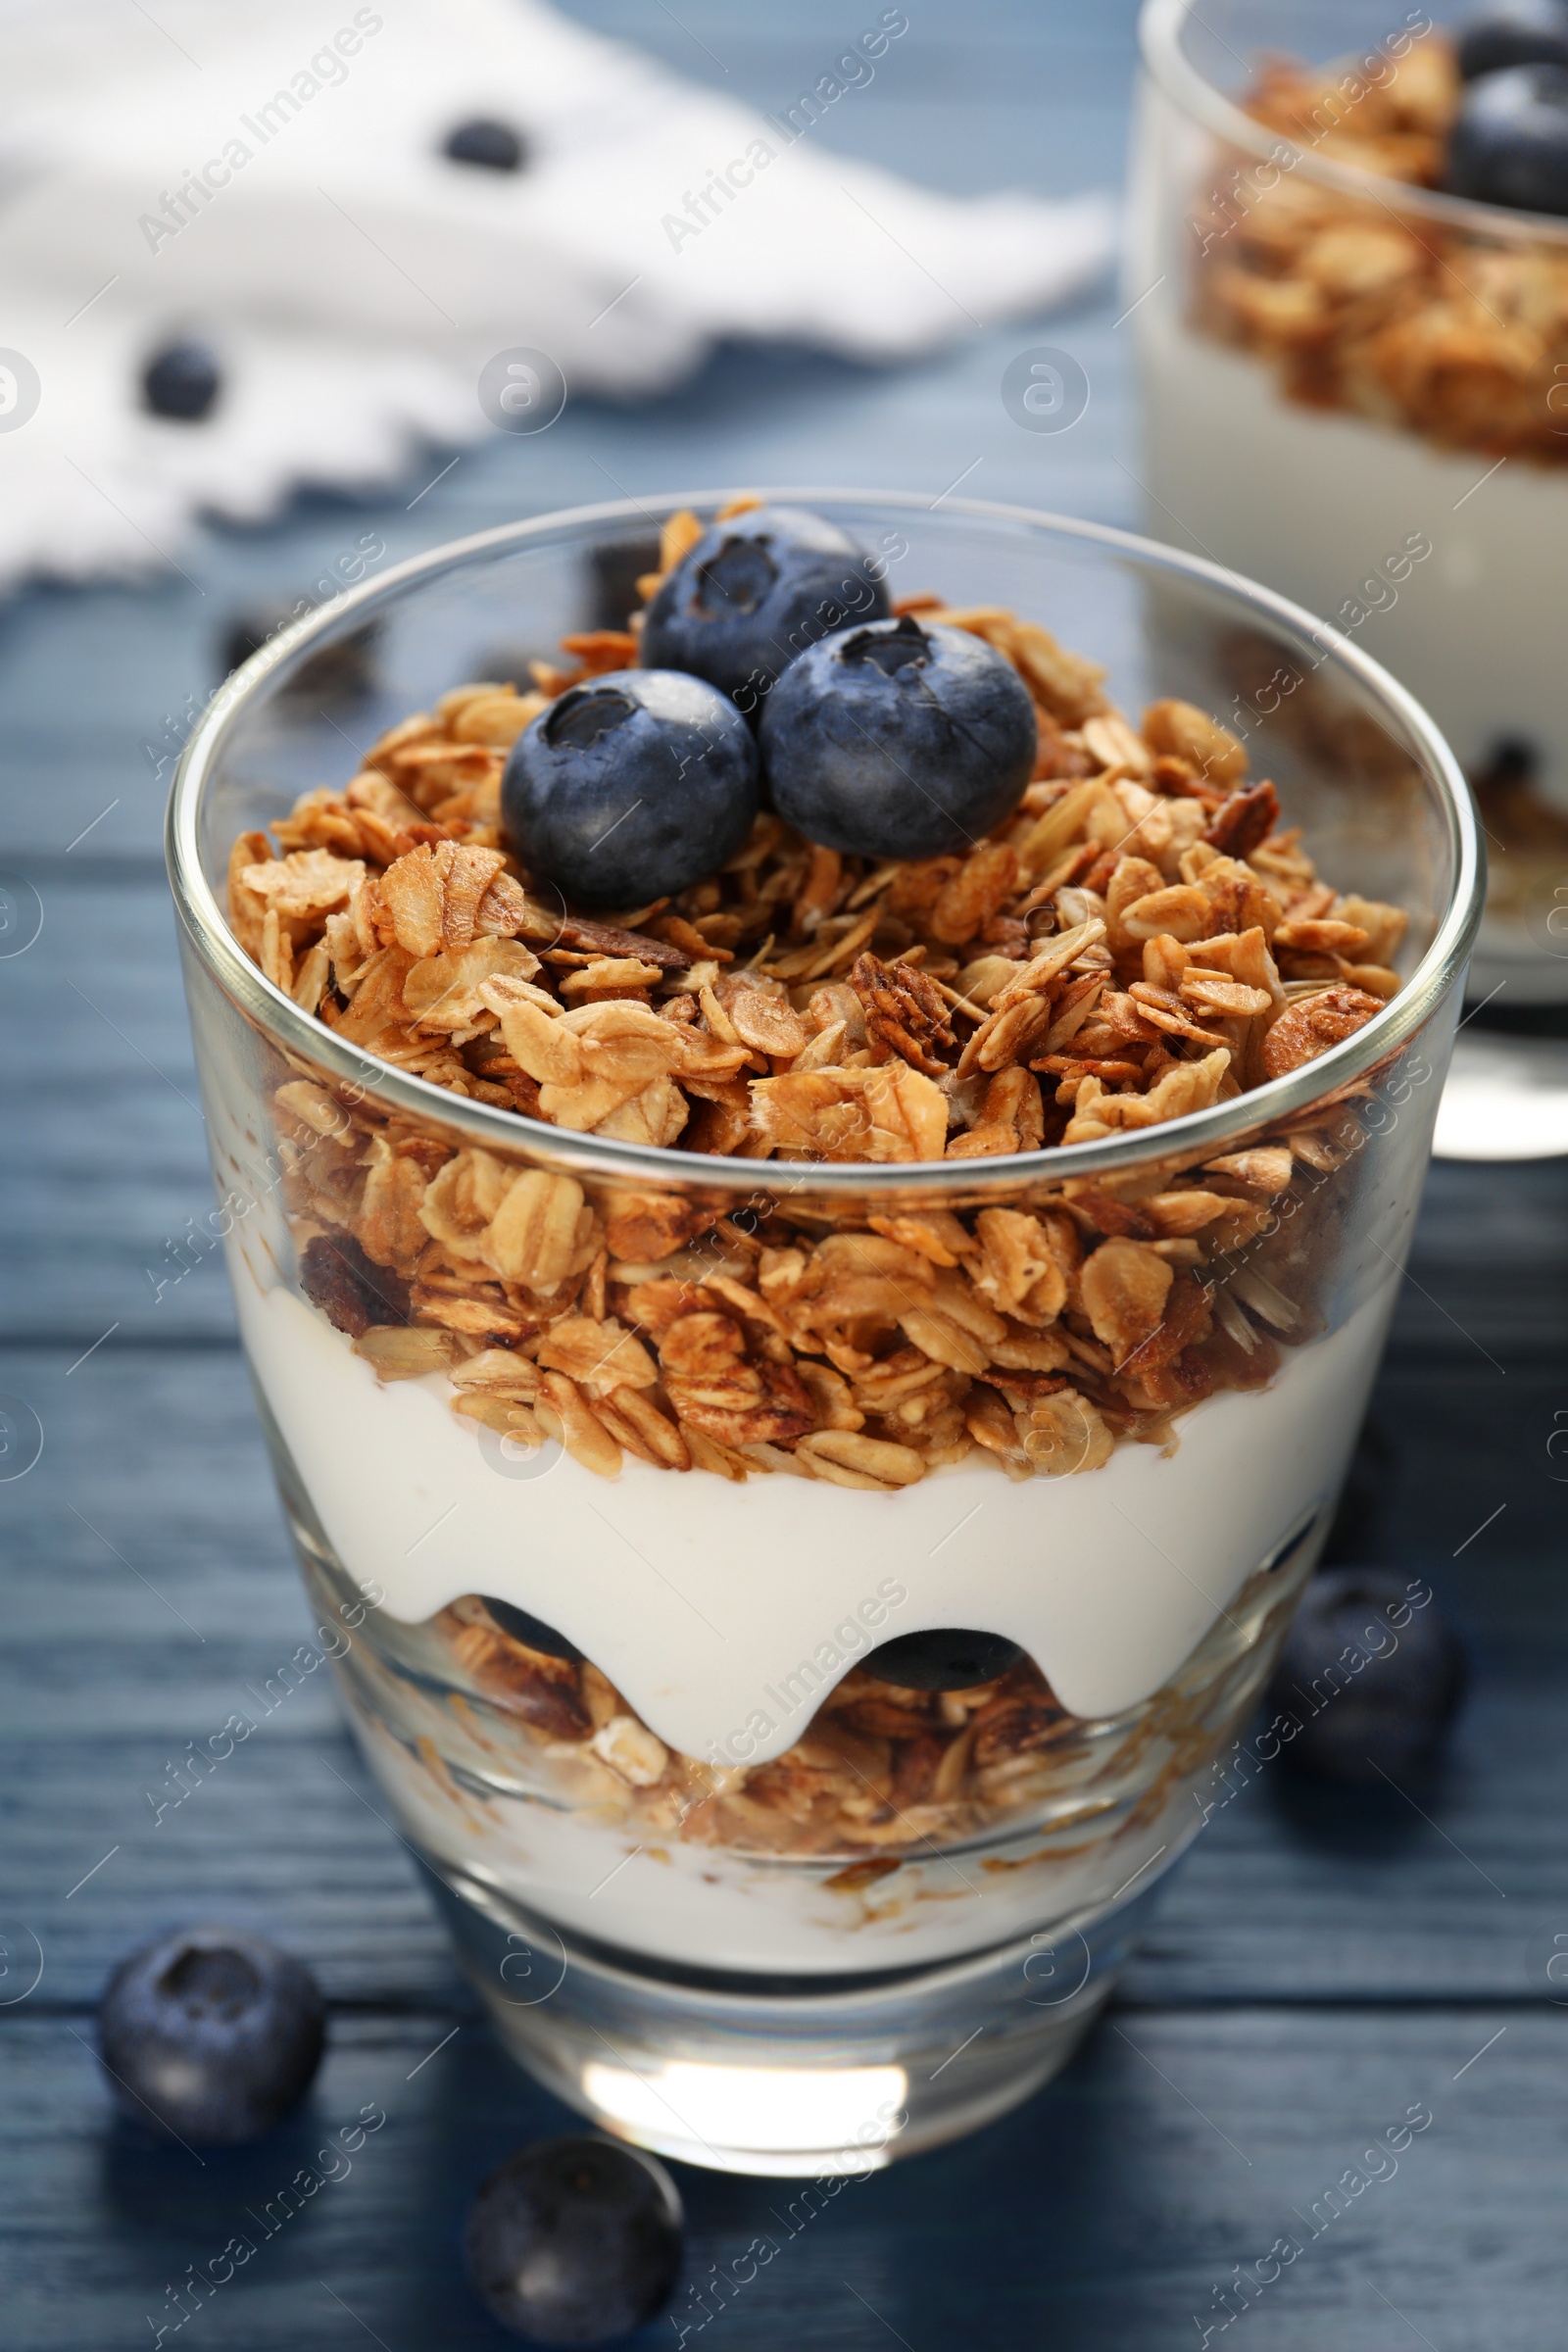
{"left": 229, "top": 541, "right": 1412, "bottom": 1508}
{"left": 1193, "top": 28, "right": 1568, "bottom": 463}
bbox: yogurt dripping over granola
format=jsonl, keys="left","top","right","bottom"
{"left": 217, "top": 500, "right": 1417, "bottom": 1774}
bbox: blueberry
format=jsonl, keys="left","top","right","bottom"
{"left": 98, "top": 1926, "right": 324, "bottom": 2145}
{"left": 465, "top": 2135, "right": 683, "bottom": 2345}
{"left": 640, "top": 505, "right": 890, "bottom": 713}
{"left": 1266, "top": 1571, "right": 1466, "bottom": 1784}
{"left": 479, "top": 1595, "right": 584, "bottom": 1663}
{"left": 443, "top": 117, "right": 527, "bottom": 172}
{"left": 502, "top": 667, "right": 759, "bottom": 907}
{"left": 1446, "top": 62, "right": 1568, "bottom": 212}
{"left": 863, "top": 1628, "right": 1024, "bottom": 1690}
{"left": 141, "top": 340, "right": 221, "bottom": 421}
{"left": 759, "top": 613, "right": 1037, "bottom": 861}
{"left": 1458, "top": 0, "right": 1568, "bottom": 78}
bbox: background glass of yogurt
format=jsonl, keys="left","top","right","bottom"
{"left": 1131, "top": 0, "right": 1568, "bottom": 1021}
{"left": 167, "top": 494, "right": 1481, "bottom": 2176}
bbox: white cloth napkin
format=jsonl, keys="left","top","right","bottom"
{"left": 0, "top": 0, "right": 1114, "bottom": 587}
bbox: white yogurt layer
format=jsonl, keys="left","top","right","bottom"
{"left": 1137, "top": 314, "right": 1568, "bottom": 996}
{"left": 232, "top": 1258, "right": 1395, "bottom": 1767}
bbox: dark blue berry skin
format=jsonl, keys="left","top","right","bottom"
{"left": 1266, "top": 1571, "right": 1466, "bottom": 1784}
{"left": 864, "top": 1629, "right": 1024, "bottom": 1690}
{"left": 141, "top": 341, "right": 221, "bottom": 421}
{"left": 443, "top": 117, "right": 527, "bottom": 171}
{"left": 480, "top": 1594, "right": 584, "bottom": 1662}
{"left": 640, "top": 506, "right": 890, "bottom": 714}
{"left": 465, "top": 2135, "right": 683, "bottom": 2345}
{"left": 98, "top": 1926, "right": 324, "bottom": 2145}
{"left": 760, "top": 613, "right": 1037, "bottom": 861}
{"left": 1446, "top": 62, "right": 1568, "bottom": 212}
{"left": 1458, "top": 0, "right": 1568, "bottom": 78}
{"left": 503, "top": 667, "right": 759, "bottom": 907}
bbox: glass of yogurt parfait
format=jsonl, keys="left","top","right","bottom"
{"left": 167, "top": 492, "right": 1480, "bottom": 2176}
{"left": 1131, "top": 0, "right": 1568, "bottom": 1012}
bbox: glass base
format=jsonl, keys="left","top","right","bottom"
{"left": 257, "top": 1372, "right": 1306, "bottom": 2171}
{"left": 419, "top": 1854, "right": 1162, "bottom": 2176}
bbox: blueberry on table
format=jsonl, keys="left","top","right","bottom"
{"left": 141, "top": 340, "right": 221, "bottom": 421}
{"left": 1458, "top": 0, "right": 1568, "bottom": 78}
{"left": 1446, "top": 62, "right": 1568, "bottom": 212}
{"left": 502, "top": 666, "right": 759, "bottom": 906}
{"left": 466, "top": 2135, "right": 683, "bottom": 2345}
{"left": 98, "top": 1926, "right": 324, "bottom": 2145}
{"left": 863, "top": 1628, "right": 1024, "bottom": 1690}
{"left": 443, "top": 117, "right": 527, "bottom": 172}
{"left": 760, "top": 612, "right": 1037, "bottom": 861}
{"left": 640, "top": 505, "right": 890, "bottom": 710}
{"left": 1266, "top": 1570, "right": 1466, "bottom": 1784}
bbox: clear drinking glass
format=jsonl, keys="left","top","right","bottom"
{"left": 167, "top": 493, "right": 1481, "bottom": 2175}
{"left": 1132, "top": 0, "right": 1568, "bottom": 1002}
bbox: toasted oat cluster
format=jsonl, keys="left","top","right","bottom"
{"left": 229, "top": 519, "right": 1406, "bottom": 1171}
{"left": 1195, "top": 31, "right": 1568, "bottom": 461}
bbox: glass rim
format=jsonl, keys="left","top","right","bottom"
{"left": 166, "top": 487, "right": 1484, "bottom": 1200}
{"left": 1138, "top": 0, "right": 1568, "bottom": 247}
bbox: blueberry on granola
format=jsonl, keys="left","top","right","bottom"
{"left": 465, "top": 2135, "right": 682, "bottom": 2344}
{"left": 502, "top": 666, "right": 760, "bottom": 906}
{"left": 1458, "top": 0, "right": 1568, "bottom": 78}
{"left": 1267, "top": 1571, "right": 1466, "bottom": 1783}
{"left": 1446, "top": 60, "right": 1568, "bottom": 211}
{"left": 98, "top": 1926, "right": 325, "bottom": 2145}
{"left": 640, "top": 505, "right": 889, "bottom": 711}
{"left": 141, "top": 340, "right": 221, "bottom": 421}
{"left": 760, "top": 612, "right": 1037, "bottom": 859}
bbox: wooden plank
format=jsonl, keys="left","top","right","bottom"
{"left": 568, "top": 0, "right": 1140, "bottom": 69}
{"left": 0, "top": 2004, "right": 1554, "bottom": 2350}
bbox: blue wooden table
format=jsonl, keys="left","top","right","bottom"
{"left": 3, "top": 4, "right": 1565, "bottom": 2345}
